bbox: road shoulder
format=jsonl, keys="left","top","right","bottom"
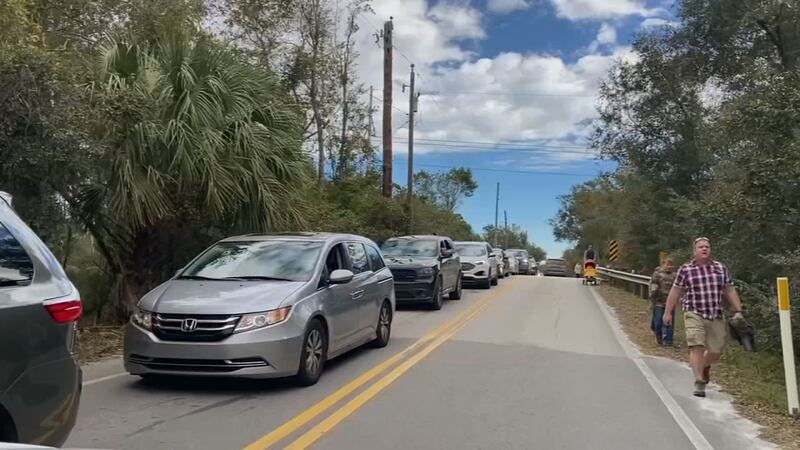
{"left": 595, "top": 284, "right": 790, "bottom": 449}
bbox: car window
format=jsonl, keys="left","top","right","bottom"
{"left": 365, "top": 245, "right": 385, "bottom": 271}
{"left": 182, "top": 240, "right": 322, "bottom": 282}
{"left": 381, "top": 239, "right": 438, "bottom": 257}
{"left": 444, "top": 240, "right": 454, "bottom": 250}
{"left": 325, "top": 244, "right": 346, "bottom": 274}
{"left": 454, "top": 243, "right": 487, "bottom": 257}
{"left": 346, "top": 242, "right": 369, "bottom": 274}
{"left": 0, "top": 221, "right": 34, "bottom": 286}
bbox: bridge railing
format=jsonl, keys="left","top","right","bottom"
{"left": 597, "top": 267, "right": 651, "bottom": 299}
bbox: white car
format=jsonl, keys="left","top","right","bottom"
{"left": 455, "top": 241, "right": 499, "bottom": 289}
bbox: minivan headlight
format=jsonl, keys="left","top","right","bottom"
{"left": 132, "top": 308, "right": 153, "bottom": 330}
{"left": 235, "top": 306, "right": 292, "bottom": 333}
{"left": 475, "top": 261, "right": 486, "bottom": 266}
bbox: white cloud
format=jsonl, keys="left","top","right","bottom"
{"left": 587, "top": 22, "right": 617, "bottom": 53}
{"left": 549, "top": 0, "right": 656, "bottom": 20}
{"left": 640, "top": 17, "right": 678, "bottom": 29}
{"left": 428, "top": 2, "right": 486, "bottom": 40}
{"left": 487, "top": 0, "right": 532, "bottom": 14}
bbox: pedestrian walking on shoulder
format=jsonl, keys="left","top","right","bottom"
{"left": 574, "top": 262, "right": 582, "bottom": 278}
{"left": 663, "top": 238, "right": 745, "bottom": 398}
{"left": 649, "top": 258, "right": 676, "bottom": 347}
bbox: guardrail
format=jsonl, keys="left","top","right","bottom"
{"left": 597, "top": 267, "right": 650, "bottom": 299}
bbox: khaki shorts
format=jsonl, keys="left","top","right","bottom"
{"left": 684, "top": 311, "right": 727, "bottom": 353}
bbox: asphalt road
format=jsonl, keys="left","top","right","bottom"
{"left": 66, "top": 276, "right": 773, "bottom": 450}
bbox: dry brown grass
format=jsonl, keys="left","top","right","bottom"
{"left": 598, "top": 284, "right": 800, "bottom": 449}
{"left": 77, "top": 326, "right": 124, "bottom": 363}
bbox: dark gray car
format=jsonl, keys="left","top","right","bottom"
{"left": 124, "top": 232, "right": 395, "bottom": 386}
{"left": 0, "top": 192, "right": 82, "bottom": 446}
{"left": 380, "top": 236, "right": 462, "bottom": 310}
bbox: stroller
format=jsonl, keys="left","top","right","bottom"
{"left": 582, "top": 260, "right": 597, "bottom": 285}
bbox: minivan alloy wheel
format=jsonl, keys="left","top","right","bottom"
{"left": 379, "top": 306, "right": 391, "bottom": 341}
{"left": 305, "top": 329, "right": 324, "bottom": 375}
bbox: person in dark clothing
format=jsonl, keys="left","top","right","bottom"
{"left": 584, "top": 245, "right": 595, "bottom": 261}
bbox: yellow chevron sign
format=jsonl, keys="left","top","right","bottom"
{"left": 609, "top": 240, "right": 620, "bottom": 262}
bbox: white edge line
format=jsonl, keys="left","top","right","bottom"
{"left": 588, "top": 286, "right": 714, "bottom": 450}
{"left": 82, "top": 372, "right": 128, "bottom": 387}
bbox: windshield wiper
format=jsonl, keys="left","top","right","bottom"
{"left": 177, "top": 275, "right": 224, "bottom": 281}
{"left": 224, "top": 276, "right": 295, "bottom": 282}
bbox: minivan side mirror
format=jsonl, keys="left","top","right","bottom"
{"left": 329, "top": 269, "right": 355, "bottom": 285}
{"left": 441, "top": 249, "right": 455, "bottom": 258}
{"left": 488, "top": 252, "right": 496, "bottom": 258}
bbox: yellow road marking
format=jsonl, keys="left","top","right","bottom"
{"left": 283, "top": 280, "right": 513, "bottom": 449}
{"left": 242, "top": 281, "right": 514, "bottom": 450}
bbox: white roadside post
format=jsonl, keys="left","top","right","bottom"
{"left": 777, "top": 277, "right": 799, "bottom": 416}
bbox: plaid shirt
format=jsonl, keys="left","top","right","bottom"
{"left": 673, "top": 260, "right": 732, "bottom": 319}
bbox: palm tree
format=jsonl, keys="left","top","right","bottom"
{"left": 69, "top": 28, "right": 311, "bottom": 319}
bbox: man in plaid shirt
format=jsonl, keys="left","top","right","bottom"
{"left": 663, "top": 238, "right": 744, "bottom": 397}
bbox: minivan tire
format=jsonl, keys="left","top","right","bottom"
{"left": 370, "top": 301, "right": 392, "bottom": 348}
{"left": 449, "top": 275, "right": 463, "bottom": 300}
{"left": 296, "top": 320, "right": 327, "bottom": 386}
{"left": 430, "top": 277, "right": 443, "bottom": 310}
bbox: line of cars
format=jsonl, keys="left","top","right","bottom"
{"left": 0, "top": 190, "right": 540, "bottom": 447}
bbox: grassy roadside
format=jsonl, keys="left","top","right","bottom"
{"left": 77, "top": 326, "right": 124, "bottom": 363}
{"left": 597, "top": 284, "right": 800, "bottom": 449}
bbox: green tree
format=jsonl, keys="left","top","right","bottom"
{"left": 62, "top": 27, "right": 309, "bottom": 319}
{"left": 414, "top": 168, "right": 478, "bottom": 212}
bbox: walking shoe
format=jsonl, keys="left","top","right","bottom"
{"left": 693, "top": 380, "right": 707, "bottom": 398}
{"left": 702, "top": 366, "right": 711, "bottom": 384}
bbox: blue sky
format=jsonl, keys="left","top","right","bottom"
{"left": 355, "top": 0, "right": 676, "bottom": 257}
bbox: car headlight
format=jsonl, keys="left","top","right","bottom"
{"left": 417, "top": 267, "right": 436, "bottom": 277}
{"left": 475, "top": 261, "right": 486, "bottom": 266}
{"left": 235, "top": 306, "right": 292, "bottom": 333}
{"left": 132, "top": 308, "right": 153, "bottom": 330}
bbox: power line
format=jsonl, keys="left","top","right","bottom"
{"left": 382, "top": 160, "right": 597, "bottom": 177}
{"left": 370, "top": 138, "right": 597, "bottom": 156}
{"left": 381, "top": 136, "right": 590, "bottom": 150}
{"left": 429, "top": 90, "right": 596, "bottom": 98}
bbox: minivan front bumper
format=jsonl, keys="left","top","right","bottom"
{"left": 124, "top": 321, "right": 305, "bottom": 379}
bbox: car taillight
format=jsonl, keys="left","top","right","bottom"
{"left": 45, "top": 299, "right": 83, "bottom": 324}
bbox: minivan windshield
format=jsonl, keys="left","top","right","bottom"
{"left": 381, "top": 239, "right": 438, "bottom": 257}
{"left": 181, "top": 240, "right": 323, "bottom": 282}
{"left": 454, "top": 243, "right": 487, "bottom": 257}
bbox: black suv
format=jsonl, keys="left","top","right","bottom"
{"left": 381, "top": 235, "right": 462, "bottom": 310}
{"left": 0, "top": 191, "right": 82, "bottom": 446}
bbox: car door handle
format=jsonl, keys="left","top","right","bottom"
{"left": 351, "top": 290, "right": 365, "bottom": 299}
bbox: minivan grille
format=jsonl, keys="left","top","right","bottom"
{"left": 153, "top": 313, "right": 240, "bottom": 342}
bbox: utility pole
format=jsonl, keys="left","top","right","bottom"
{"left": 504, "top": 210, "right": 509, "bottom": 249}
{"left": 368, "top": 85, "right": 375, "bottom": 137}
{"left": 382, "top": 18, "right": 394, "bottom": 198}
{"left": 403, "top": 64, "right": 416, "bottom": 233}
{"left": 494, "top": 182, "right": 500, "bottom": 246}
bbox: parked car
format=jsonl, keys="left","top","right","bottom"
{"left": 542, "top": 258, "right": 569, "bottom": 277}
{"left": 503, "top": 250, "right": 519, "bottom": 276}
{"left": 506, "top": 249, "right": 532, "bottom": 275}
{"left": 454, "top": 241, "right": 499, "bottom": 289}
{"left": 124, "top": 232, "right": 395, "bottom": 387}
{"left": 381, "top": 235, "right": 462, "bottom": 310}
{"left": 0, "top": 191, "right": 82, "bottom": 447}
{"left": 492, "top": 248, "right": 508, "bottom": 278}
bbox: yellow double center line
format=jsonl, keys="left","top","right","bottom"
{"left": 243, "top": 279, "right": 516, "bottom": 450}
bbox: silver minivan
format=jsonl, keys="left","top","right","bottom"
{"left": 124, "top": 233, "right": 395, "bottom": 386}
